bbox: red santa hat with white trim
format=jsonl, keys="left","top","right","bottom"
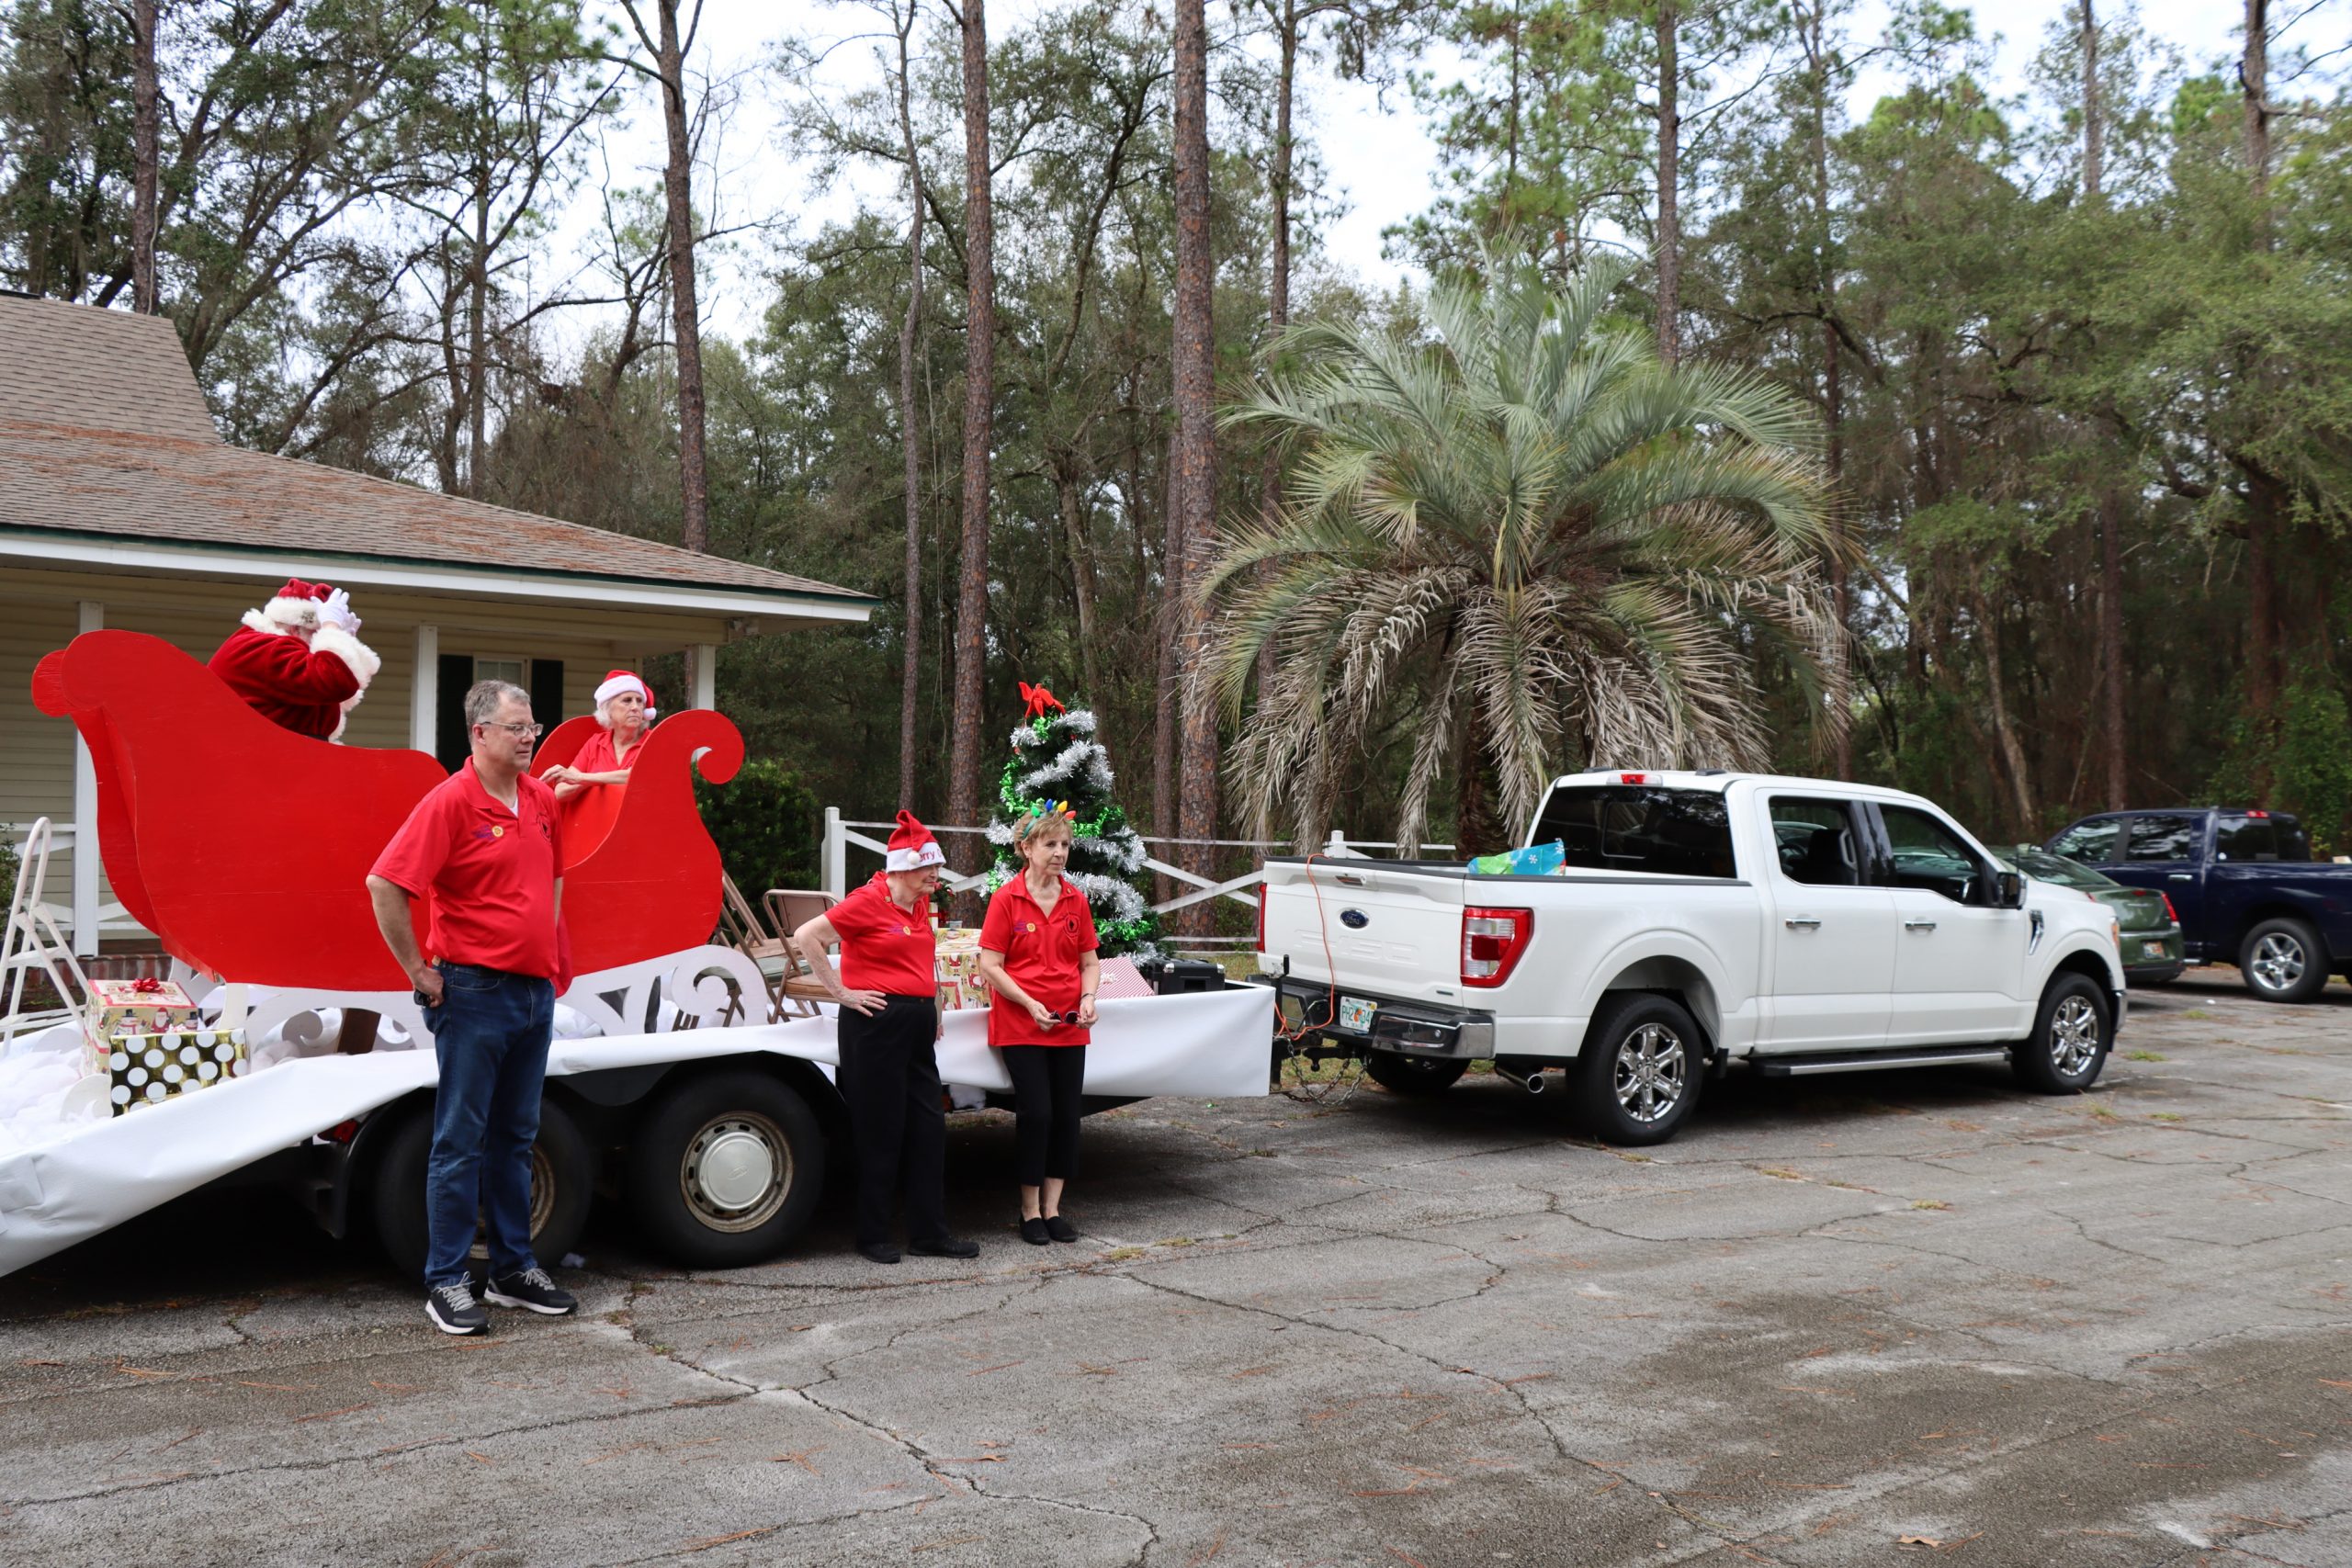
{"left": 594, "top": 669, "right": 657, "bottom": 719}
{"left": 258, "top": 576, "right": 360, "bottom": 635}
{"left": 884, "top": 809, "right": 951, "bottom": 873}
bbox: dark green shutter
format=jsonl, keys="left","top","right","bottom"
{"left": 529, "top": 660, "right": 565, "bottom": 729}
{"left": 435, "top": 655, "right": 472, "bottom": 771}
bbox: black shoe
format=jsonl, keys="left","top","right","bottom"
{"left": 859, "top": 1241, "right": 902, "bottom": 1264}
{"left": 1020, "top": 1216, "right": 1051, "bottom": 1246}
{"left": 910, "top": 1235, "right": 980, "bottom": 1258}
{"left": 485, "top": 1266, "right": 577, "bottom": 1316}
{"left": 425, "top": 1280, "right": 488, "bottom": 1337}
{"left": 1045, "top": 1215, "right": 1079, "bottom": 1244}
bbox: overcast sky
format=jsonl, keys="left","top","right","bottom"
{"left": 561, "top": 0, "right": 2266, "bottom": 342}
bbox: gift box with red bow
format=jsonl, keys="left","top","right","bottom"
{"left": 83, "top": 977, "right": 198, "bottom": 1075}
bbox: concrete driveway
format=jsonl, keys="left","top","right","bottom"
{"left": 2, "top": 969, "right": 2347, "bottom": 1567}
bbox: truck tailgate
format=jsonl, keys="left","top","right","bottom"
{"left": 1261, "top": 860, "right": 1470, "bottom": 1006}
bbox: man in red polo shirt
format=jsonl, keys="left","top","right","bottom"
{"left": 367, "top": 681, "right": 576, "bottom": 1336}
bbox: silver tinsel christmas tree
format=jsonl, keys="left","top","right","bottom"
{"left": 984, "top": 683, "right": 1163, "bottom": 958}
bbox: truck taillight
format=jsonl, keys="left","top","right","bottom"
{"left": 1255, "top": 883, "right": 1267, "bottom": 953}
{"left": 1461, "top": 907, "right": 1532, "bottom": 987}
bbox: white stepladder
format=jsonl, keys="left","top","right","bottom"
{"left": 1, "top": 818, "right": 97, "bottom": 1047}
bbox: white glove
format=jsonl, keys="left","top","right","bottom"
{"left": 318, "top": 587, "right": 360, "bottom": 635}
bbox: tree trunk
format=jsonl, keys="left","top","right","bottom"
{"left": 1171, "top": 0, "right": 1220, "bottom": 919}
{"left": 468, "top": 8, "right": 492, "bottom": 502}
{"left": 650, "top": 0, "right": 709, "bottom": 554}
{"left": 1973, "top": 591, "right": 2037, "bottom": 834}
{"left": 1154, "top": 457, "right": 1180, "bottom": 841}
{"left": 2099, "top": 495, "right": 2127, "bottom": 807}
{"left": 2079, "top": 0, "right": 2103, "bottom": 200}
{"left": 894, "top": 0, "right": 925, "bottom": 810}
{"left": 2243, "top": 0, "right": 2270, "bottom": 211}
{"left": 1653, "top": 0, "right": 1680, "bottom": 366}
{"left": 1454, "top": 698, "right": 1500, "bottom": 858}
{"left": 1255, "top": 0, "right": 1297, "bottom": 700}
{"left": 1805, "top": 1, "right": 1846, "bottom": 778}
{"left": 947, "top": 0, "right": 996, "bottom": 842}
{"left": 130, "top": 0, "right": 158, "bottom": 315}
{"left": 1057, "top": 465, "right": 1103, "bottom": 705}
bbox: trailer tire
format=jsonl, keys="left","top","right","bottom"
{"left": 2239, "top": 917, "right": 2329, "bottom": 1004}
{"left": 367, "top": 1097, "right": 594, "bottom": 1280}
{"left": 1364, "top": 1053, "right": 1470, "bottom": 1097}
{"left": 1571, "top": 994, "right": 1703, "bottom": 1145}
{"left": 626, "top": 1069, "right": 825, "bottom": 1269}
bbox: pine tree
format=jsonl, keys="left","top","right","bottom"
{"left": 985, "top": 683, "right": 1162, "bottom": 957}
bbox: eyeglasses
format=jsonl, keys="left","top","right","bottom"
{"left": 1041, "top": 1009, "right": 1083, "bottom": 1027}
{"left": 478, "top": 721, "right": 544, "bottom": 739}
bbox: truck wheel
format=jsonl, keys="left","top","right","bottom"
{"left": 626, "top": 1069, "right": 825, "bottom": 1269}
{"left": 1572, "top": 995, "right": 1703, "bottom": 1145}
{"left": 2012, "top": 974, "right": 2111, "bottom": 1093}
{"left": 367, "top": 1098, "right": 594, "bottom": 1280}
{"left": 2240, "top": 918, "right": 2329, "bottom": 1003}
{"left": 1364, "top": 1053, "right": 1470, "bottom": 1097}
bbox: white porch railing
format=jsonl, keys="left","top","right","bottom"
{"left": 819, "top": 809, "right": 1453, "bottom": 944}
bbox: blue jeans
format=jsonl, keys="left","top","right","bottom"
{"left": 422, "top": 962, "right": 555, "bottom": 1290}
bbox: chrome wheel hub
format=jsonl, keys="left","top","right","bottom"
{"left": 1613, "top": 1023, "right": 1688, "bottom": 1124}
{"left": 2251, "top": 932, "right": 2306, "bottom": 993}
{"left": 682, "top": 1115, "right": 790, "bottom": 1232}
{"left": 2050, "top": 997, "right": 2100, "bottom": 1077}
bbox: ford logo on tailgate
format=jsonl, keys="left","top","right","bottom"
{"left": 1339, "top": 908, "right": 1370, "bottom": 929}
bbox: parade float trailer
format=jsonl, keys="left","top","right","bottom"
{"left": 0, "top": 631, "right": 1271, "bottom": 1278}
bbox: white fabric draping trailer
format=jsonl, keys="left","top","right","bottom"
{"left": 0, "top": 986, "right": 1274, "bottom": 1277}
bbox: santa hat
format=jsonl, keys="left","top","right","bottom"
{"left": 594, "top": 669, "right": 657, "bottom": 719}
{"left": 884, "top": 809, "right": 950, "bottom": 873}
{"left": 258, "top": 577, "right": 359, "bottom": 636}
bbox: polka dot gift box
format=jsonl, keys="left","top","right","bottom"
{"left": 83, "top": 978, "right": 249, "bottom": 1116}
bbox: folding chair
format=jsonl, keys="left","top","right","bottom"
{"left": 717, "top": 873, "right": 791, "bottom": 1024}
{"left": 765, "top": 889, "right": 841, "bottom": 1018}
{"left": 1, "top": 818, "right": 99, "bottom": 1047}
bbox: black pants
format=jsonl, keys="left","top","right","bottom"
{"left": 837, "top": 995, "right": 946, "bottom": 1247}
{"left": 1001, "top": 1043, "right": 1087, "bottom": 1188}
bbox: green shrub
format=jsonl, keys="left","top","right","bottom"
{"left": 695, "top": 758, "right": 820, "bottom": 895}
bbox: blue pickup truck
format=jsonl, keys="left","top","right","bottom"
{"left": 2045, "top": 808, "right": 2352, "bottom": 1003}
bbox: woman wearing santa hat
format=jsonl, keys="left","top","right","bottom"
{"left": 207, "top": 577, "right": 380, "bottom": 743}
{"left": 543, "top": 670, "right": 654, "bottom": 863}
{"left": 790, "top": 812, "right": 981, "bottom": 1266}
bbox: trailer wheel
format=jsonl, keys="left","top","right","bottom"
{"left": 1364, "top": 1053, "right": 1470, "bottom": 1097}
{"left": 2239, "top": 917, "right": 2329, "bottom": 1004}
{"left": 626, "top": 1069, "right": 825, "bottom": 1268}
{"left": 1571, "top": 994, "right": 1703, "bottom": 1146}
{"left": 367, "top": 1098, "right": 594, "bottom": 1280}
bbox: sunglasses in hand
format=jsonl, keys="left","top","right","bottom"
{"left": 1038, "top": 1007, "right": 1084, "bottom": 1027}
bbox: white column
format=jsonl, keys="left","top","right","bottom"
{"left": 72, "top": 601, "right": 102, "bottom": 954}
{"left": 410, "top": 624, "right": 439, "bottom": 753}
{"left": 692, "top": 643, "right": 718, "bottom": 711}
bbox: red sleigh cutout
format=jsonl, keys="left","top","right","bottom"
{"left": 33, "top": 631, "right": 741, "bottom": 990}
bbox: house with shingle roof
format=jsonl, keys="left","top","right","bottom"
{"left": 1, "top": 292, "right": 874, "bottom": 951}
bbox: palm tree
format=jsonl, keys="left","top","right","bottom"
{"left": 1202, "top": 252, "right": 1847, "bottom": 854}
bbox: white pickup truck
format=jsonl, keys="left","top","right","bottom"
{"left": 1256, "top": 770, "right": 2127, "bottom": 1144}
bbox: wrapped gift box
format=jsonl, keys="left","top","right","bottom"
{"left": 84, "top": 978, "right": 199, "bottom": 1075}
{"left": 933, "top": 932, "right": 992, "bottom": 1011}
{"left": 104, "top": 1025, "right": 249, "bottom": 1114}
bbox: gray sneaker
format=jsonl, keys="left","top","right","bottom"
{"left": 485, "top": 1266, "right": 577, "bottom": 1316}
{"left": 426, "top": 1280, "right": 488, "bottom": 1336}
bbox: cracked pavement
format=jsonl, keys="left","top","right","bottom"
{"left": 2, "top": 969, "right": 2348, "bottom": 1566}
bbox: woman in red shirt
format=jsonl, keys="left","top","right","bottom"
{"left": 978, "top": 808, "right": 1101, "bottom": 1245}
{"left": 791, "top": 812, "right": 980, "bottom": 1267}
{"left": 545, "top": 671, "right": 653, "bottom": 865}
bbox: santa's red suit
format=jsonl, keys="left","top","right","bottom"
{"left": 208, "top": 578, "right": 381, "bottom": 741}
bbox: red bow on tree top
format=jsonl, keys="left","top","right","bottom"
{"left": 1019, "top": 682, "right": 1066, "bottom": 718}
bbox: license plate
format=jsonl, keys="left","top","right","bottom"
{"left": 2142, "top": 939, "right": 2169, "bottom": 960}
{"left": 1337, "top": 996, "right": 1378, "bottom": 1033}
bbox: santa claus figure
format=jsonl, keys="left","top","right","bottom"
{"left": 208, "top": 577, "right": 381, "bottom": 742}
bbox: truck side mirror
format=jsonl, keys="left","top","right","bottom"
{"left": 1996, "top": 870, "right": 2026, "bottom": 909}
